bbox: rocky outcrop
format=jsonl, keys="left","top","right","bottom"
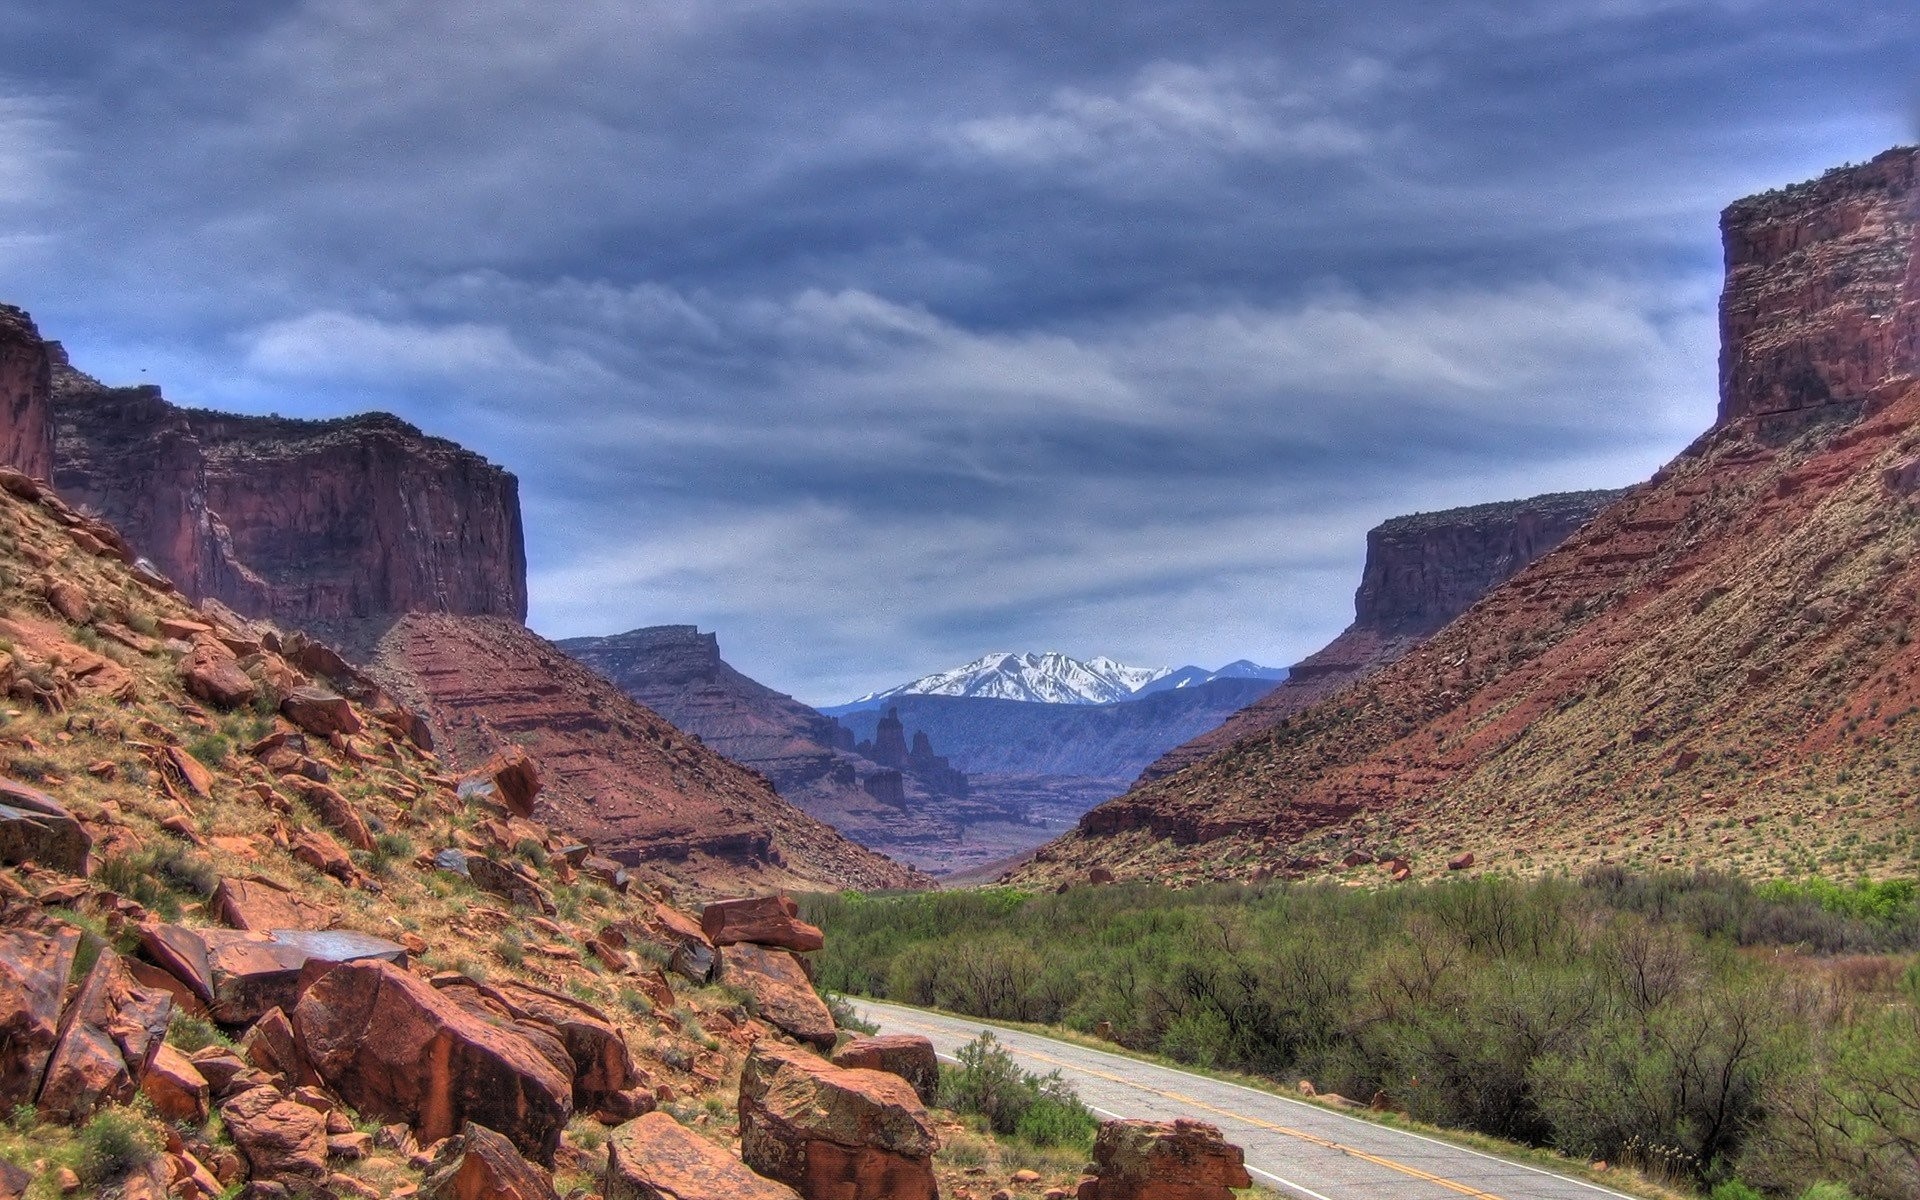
{"left": 51, "top": 353, "right": 525, "bottom": 623}
{"left": 830, "top": 1036, "right": 939, "bottom": 1108}
{"left": 0, "top": 306, "right": 53, "bottom": 479}
{"left": 738, "top": 1041, "right": 939, "bottom": 1200}
{"left": 718, "top": 943, "right": 836, "bottom": 1050}
{"left": 1137, "top": 489, "right": 1625, "bottom": 783}
{"left": 292, "top": 959, "right": 574, "bottom": 1165}
{"left": 1076, "top": 1119, "right": 1251, "bottom": 1200}
{"left": 701, "top": 895, "right": 824, "bottom": 952}
{"left": 365, "top": 614, "right": 925, "bottom": 895}
{"left": 1019, "top": 147, "right": 1920, "bottom": 888}
{"left": 607, "top": 1111, "right": 801, "bottom": 1200}
{"left": 420, "top": 1120, "right": 562, "bottom": 1200}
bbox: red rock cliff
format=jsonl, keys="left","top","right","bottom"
{"left": 1021, "top": 146, "right": 1920, "bottom": 888}
{"left": 1719, "top": 145, "right": 1920, "bottom": 431}
{"left": 1138, "top": 488, "right": 1624, "bottom": 782}
{"left": 52, "top": 357, "right": 525, "bottom": 623}
{"left": 0, "top": 305, "right": 54, "bottom": 479}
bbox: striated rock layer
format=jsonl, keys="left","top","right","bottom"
{"left": 0, "top": 305, "right": 54, "bottom": 480}
{"left": 51, "top": 352, "right": 525, "bottom": 624}
{"left": 365, "top": 614, "right": 926, "bottom": 895}
{"left": 1017, "top": 145, "right": 1920, "bottom": 887}
{"left": 1140, "top": 489, "right": 1624, "bottom": 783}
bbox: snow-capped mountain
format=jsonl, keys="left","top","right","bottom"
{"left": 838, "top": 651, "right": 1172, "bottom": 708}
{"left": 1131, "top": 659, "right": 1289, "bottom": 697}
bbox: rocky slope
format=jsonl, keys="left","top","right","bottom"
{"left": 0, "top": 467, "right": 1088, "bottom": 1200}
{"left": 361, "top": 616, "right": 925, "bottom": 894}
{"left": 1016, "top": 146, "right": 1920, "bottom": 888}
{"left": 1139, "top": 489, "right": 1626, "bottom": 783}
{"left": 0, "top": 305, "right": 53, "bottom": 481}
{"left": 51, "top": 352, "right": 526, "bottom": 624}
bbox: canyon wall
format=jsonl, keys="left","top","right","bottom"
{"left": 0, "top": 305, "right": 54, "bottom": 479}
{"left": 1718, "top": 148, "right": 1920, "bottom": 432}
{"left": 52, "top": 353, "right": 525, "bottom": 624}
{"left": 1019, "top": 146, "right": 1920, "bottom": 889}
{"left": 1139, "top": 488, "right": 1625, "bottom": 782}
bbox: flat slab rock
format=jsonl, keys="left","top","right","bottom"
{"left": 699, "top": 895, "right": 824, "bottom": 952}
{"left": 606, "top": 1111, "right": 800, "bottom": 1200}
{"left": 717, "top": 943, "right": 836, "bottom": 1050}
{"left": 137, "top": 923, "right": 408, "bottom": 1024}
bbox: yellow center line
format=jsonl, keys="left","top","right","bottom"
{"left": 881, "top": 1011, "right": 1508, "bottom": 1200}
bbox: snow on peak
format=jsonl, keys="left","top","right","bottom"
{"left": 849, "top": 650, "right": 1172, "bottom": 706}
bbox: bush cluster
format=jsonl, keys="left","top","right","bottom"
{"left": 939, "top": 1032, "right": 1098, "bottom": 1149}
{"left": 807, "top": 871, "right": 1920, "bottom": 1198}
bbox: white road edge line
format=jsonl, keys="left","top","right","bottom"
{"left": 863, "top": 1000, "right": 1638, "bottom": 1200}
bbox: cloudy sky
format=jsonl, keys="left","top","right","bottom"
{"left": 1, "top": 2, "right": 1914, "bottom": 703}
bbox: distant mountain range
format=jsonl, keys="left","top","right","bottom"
{"left": 1132, "top": 660, "right": 1289, "bottom": 696}
{"left": 826, "top": 651, "right": 1284, "bottom": 712}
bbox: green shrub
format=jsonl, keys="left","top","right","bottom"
{"left": 938, "top": 1033, "right": 1096, "bottom": 1148}
{"left": 827, "top": 992, "right": 877, "bottom": 1035}
{"left": 1710, "top": 1183, "right": 1765, "bottom": 1200}
{"left": 166, "top": 1011, "right": 234, "bottom": 1054}
{"left": 185, "top": 732, "right": 232, "bottom": 768}
{"left": 75, "top": 1107, "right": 162, "bottom": 1187}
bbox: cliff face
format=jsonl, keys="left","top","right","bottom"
{"left": 1139, "top": 489, "right": 1625, "bottom": 782}
{"left": 1019, "top": 146, "right": 1920, "bottom": 888}
{"left": 368, "top": 615, "right": 926, "bottom": 894}
{"left": 1718, "top": 148, "right": 1920, "bottom": 432}
{"left": 0, "top": 306, "right": 54, "bottom": 479}
{"left": 52, "top": 357, "right": 525, "bottom": 624}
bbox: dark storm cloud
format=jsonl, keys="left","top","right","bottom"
{"left": 0, "top": 0, "right": 1914, "bottom": 701}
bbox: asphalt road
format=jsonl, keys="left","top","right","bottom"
{"left": 854, "top": 998, "right": 1639, "bottom": 1200}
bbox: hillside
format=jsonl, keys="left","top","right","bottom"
{"left": 1015, "top": 146, "right": 1920, "bottom": 888}
{"left": 1139, "top": 488, "right": 1625, "bottom": 783}
{"left": 362, "top": 615, "right": 925, "bottom": 894}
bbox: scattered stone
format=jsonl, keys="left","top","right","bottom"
{"left": 282, "top": 777, "right": 375, "bottom": 852}
{"left": 0, "top": 776, "right": 91, "bottom": 875}
{"left": 830, "top": 1035, "right": 939, "bottom": 1107}
{"left": 738, "top": 1040, "right": 938, "bottom": 1200}
{"left": 700, "top": 895, "right": 825, "bottom": 952}
{"left": 606, "top": 1110, "right": 800, "bottom": 1200}
{"left": 211, "top": 875, "right": 337, "bottom": 932}
{"left": 182, "top": 644, "right": 259, "bottom": 709}
{"left": 1447, "top": 852, "right": 1476, "bottom": 871}
{"left": 292, "top": 959, "right": 573, "bottom": 1166}
{"left": 290, "top": 827, "right": 357, "bottom": 882}
{"left": 44, "top": 580, "right": 91, "bottom": 625}
{"left": 280, "top": 686, "right": 364, "bottom": 738}
{"left": 138, "top": 925, "right": 408, "bottom": 1025}
{"left": 420, "top": 1120, "right": 561, "bottom": 1200}
{"left": 141, "top": 1043, "right": 211, "bottom": 1123}
{"left": 1075, "top": 1119, "right": 1250, "bottom": 1200}
{"left": 718, "top": 943, "right": 836, "bottom": 1049}
{"left": 221, "top": 1085, "right": 330, "bottom": 1183}
{"left": 467, "top": 854, "right": 558, "bottom": 915}
{"left": 1088, "top": 867, "right": 1115, "bottom": 886}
